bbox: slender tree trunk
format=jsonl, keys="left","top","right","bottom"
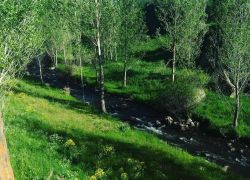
{"left": 172, "top": 43, "right": 176, "bottom": 83}
{"left": 95, "top": 0, "right": 107, "bottom": 113}
{"left": 110, "top": 47, "right": 113, "bottom": 61}
{"left": 233, "top": 86, "right": 240, "bottom": 128}
{"left": 103, "top": 46, "right": 106, "bottom": 60}
{"left": 123, "top": 54, "right": 128, "bottom": 87}
{"left": 99, "top": 61, "right": 106, "bottom": 113}
{"left": 94, "top": 48, "right": 99, "bottom": 86}
{"left": 188, "top": 27, "right": 192, "bottom": 67}
{"left": 123, "top": 34, "right": 128, "bottom": 87}
{"left": 0, "top": 112, "right": 15, "bottom": 180}
{"left": 55, "top": 49, "right": 58, "bottom": 68}
{"left": 233, "top": 59, "right": 241, "bottom": 128}
{"left": 63, "top": 44, "right": 67, "bottom": 65}
{"left": 95, "top": 60, "right": 99, "bottom": 85}
{"left": 80, "top": 57, "right": 85, "bottom": 102}
{"left": 123, "top": 39, "right": 128, "bottom": 87}
{"left": 223, "top": 70, "right": 236, "bottom": 97}
{"left": 115, "top": 42, "right": 118, "bottom": 61}
{"left": 172, "top": 14, "right": 177, "bottom": 83}
{"left": 123, "top": 64, "right": 127, "bottom": 87}
{"left": 38, "top": 57, "right": 44, "bottom": 84}
{"left": 51, "top": 47, "right": 55, "bottom": 65}
{"left": 123, "top": 12, "right": 128, "bottom": 87}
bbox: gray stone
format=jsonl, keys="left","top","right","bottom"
{"left": 230, "top": 147, "right": 236, "bottom": 152}
{"left": 190, "top": 122, "right": 195, "bottom": 128}
{"left": 223, "top": 166, "right": 229, "bottom": 173}
{"left": 156, "top": 120, "right": 161, "bottom": 125}
{"left": 235, "top": 158, "right": 240, "bottom": 162}
{"left": 165, "top": 116, "right": 173, "bottom": 125}
{"left": 186, "top": 118, "right": 193, "bottom": 125}
{"left": 181, "top": 126, "right": 186, "bottom": 131}
{"left": 173, "top": 121, "right": 179, "bottom": 126}
{"left": 195, "top": 122, "right": 200, "bottom": 127}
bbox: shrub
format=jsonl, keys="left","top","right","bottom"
{"left": 155, "top": 69, "right": 209, "bottom": 114}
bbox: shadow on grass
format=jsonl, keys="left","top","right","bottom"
{"left": 135, "top": 48, "right": 172, "bottom": 63}
{"left": 16, "top": 112, "right": 233, "bottom": 180}
{"left": 13, "top": 81, "right": 100, "bottom": 115}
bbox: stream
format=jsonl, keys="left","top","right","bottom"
{"left": 27, "top": 62, "right": 250, "bottom": 178}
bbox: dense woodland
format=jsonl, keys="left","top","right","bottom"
{"left": 0, "top": 0, "right": 250, "bottom": 179}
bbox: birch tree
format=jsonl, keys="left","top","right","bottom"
{"left": 157, "top": 0, "right": 208, "bottom": 82}
{"left": 71, "top": 0, "right": 94, "bottom": 101}
{"left": 217, "top": 0, "right": 250, "bottom": 128}
{"left": 82, "top": 0, "right": 117, "bottom": 113}
{"left": 119, "top": 0, "right": 144, "bottom": 87}
{"left": 0, "top": 0, "right": 42, "bottom": 178}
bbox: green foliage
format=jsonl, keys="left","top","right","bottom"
{"left": 156, "top": 0, "right": 208, "bottom": 68}
{"left": 0, "top": 0, "right": 43, "bottom": 101}
{"left": 155, "top": 83, "right": 204, "bottom": 114}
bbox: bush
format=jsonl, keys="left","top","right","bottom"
{"left": 155, "top": 70, "right": 209, "bottom": 114}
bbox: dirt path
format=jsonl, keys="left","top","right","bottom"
{"left": 0, "top": 113, "right": 14, "bottom": 180}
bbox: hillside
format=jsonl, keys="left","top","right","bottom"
{"left": 3, "top": 79, "right": 234, "bottom": 179}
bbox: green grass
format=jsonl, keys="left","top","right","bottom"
{"left": 193, "top": 91, "right": 250, "bottom": 138}
{"left": 3, "top": 78, "right": 237, "bottom": 179}
{"left": 61, "top": 60, "right": 250, "bottom": 139}
{"left": 131, "top": 36, "right": 169, "bottom": 54}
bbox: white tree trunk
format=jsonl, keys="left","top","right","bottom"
{"left": 172, "top": 44, "right": 176, "bottom": 83}
{"left": 38, "top": 57, "right": 44, "bottom": 84}
{"left": 55, "top": 49, "right": 58, "bottom": 68}
{"left": 95, "top": 0, "right": 107, "bottom": 113}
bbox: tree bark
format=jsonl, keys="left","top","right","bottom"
{"left": 172, "top": 12, "right": 177, "bottom": 83}
{"left": 115, "top": 42, "right": 118, "bottom": 61}
{"left": 123, "top": 39, "right": 128, "bottom": 87}
{"left": 55, "top": 49, "right": 58, "bottom": 68}
{"left": 63, "top": 45, "right": 67, "bottom": 65}
{"left": 80, "top": 57, "right": 85, "bottom": 102}
{"left": 223, "top": 70, "right": 236, "bottom": 97}
{"left": 95, "top": 0, "right": 107, "bottom": 113}
{"left": 172, "top": 43, "right": 176, "bottom": 83}
{"left": 233, "top": 59, "right": 241, "bottom": 128}
{"left": 123, "top": 63, "right": 127, "bottom": 87}
{"left": 99, "top": 61, "right": 106, "bottom": 113}
{"left": 95, "top": 61, "right": 99, "bottom": 85}
{"left": 38, "top": 57, "right": 44, "bottom": 84}
{"left": 0, "top": 112, "right": 15, "bottom": 180}
{"left": 123, "top": 10, "right": 128, "bottom": 87}
{"left": 233, "top": 87, "right": 240, "bottom": 128}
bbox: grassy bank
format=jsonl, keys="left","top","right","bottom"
{"left": 3, "top": 78, "right": 236, "bottom": 179}
{"left": 60, "top": 60, "right": 250, "bottom": 139}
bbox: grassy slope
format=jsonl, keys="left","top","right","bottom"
{"left": 3, "top": 79, "right": 235, "bottom": 179}
{"left": 61, "top": 60, "right": 250, "bottom": 138}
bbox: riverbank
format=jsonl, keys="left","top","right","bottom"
{"left": 23, "top": 61, "right": 250, "bottom": 177}
{"left": 58, "top": 61, "right": 250, "bottom": 140}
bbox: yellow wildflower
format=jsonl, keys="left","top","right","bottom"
{"left": 95, "top": 168, "right": 105, "bottom": 178}
{"left": 64, "top": 139, "right": 76, "bottom": 147}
